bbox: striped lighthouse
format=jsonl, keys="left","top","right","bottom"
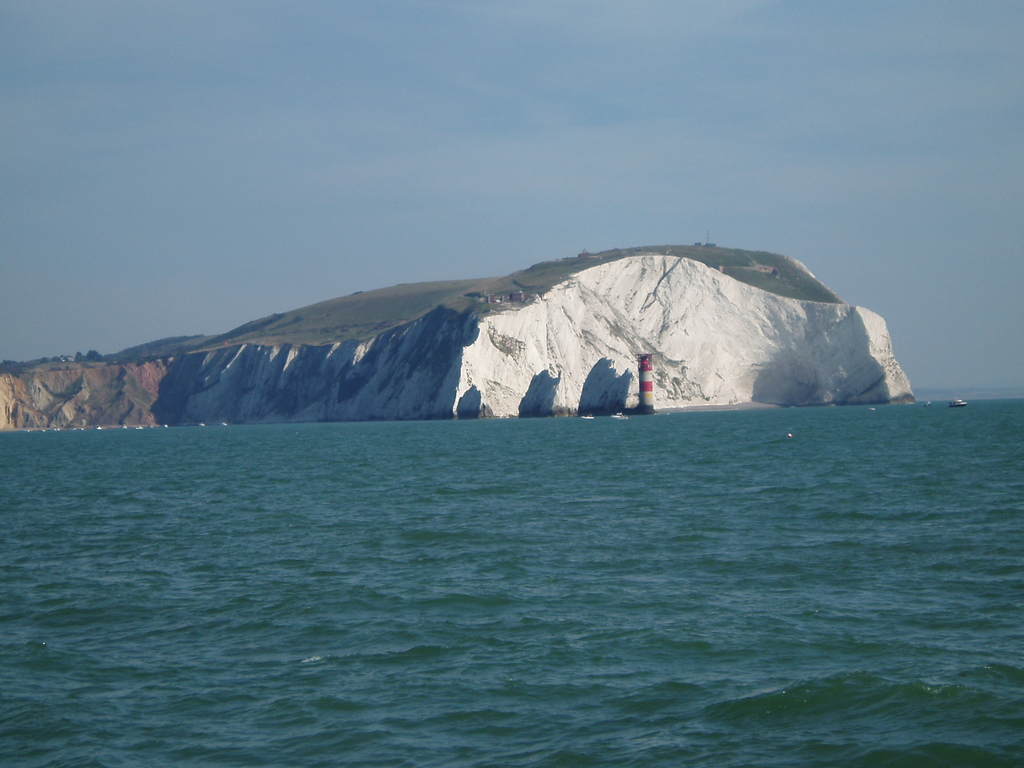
{"left": 638, "top": 354, "right": 655, "bottom": 414}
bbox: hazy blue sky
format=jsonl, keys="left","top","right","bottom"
{"left": 2, "top": 0, "right": 1022, "bottom": 390}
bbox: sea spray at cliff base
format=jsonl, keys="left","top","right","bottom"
{"left": 1, "top": 252, "right": 912, "bottom": 428}
{"left": 2, "top": 400, "right": 1022, "bottom": 766}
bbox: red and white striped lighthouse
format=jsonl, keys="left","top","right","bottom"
{"left": 638, "top": 354, "right": 655, "bottom": 414}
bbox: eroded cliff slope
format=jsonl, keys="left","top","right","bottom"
{"left": 1, "top": 361, "right": 166, "bottom": 429}
{"left": 1, "top": 252, "right": 913, "bottom": 428}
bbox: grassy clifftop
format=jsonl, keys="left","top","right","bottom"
{"left": 119, "top": 245, "right": 844, "bottom": 357}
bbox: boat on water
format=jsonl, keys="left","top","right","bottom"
{"left": 580, "top": 415, "right": 595, "bottom": 420}
{"left": 611, "top": 413, "right": 629, "bottom": 420}
{"left": 949, "top": 398, "right": 967, "bottom": 408}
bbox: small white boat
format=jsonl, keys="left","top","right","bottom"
{"left": 949, "top": 398, "right": 967, "bottom": 408}
{"left": 580, "top": 415, "right": 595, "bottom": 420}
{"left": 611, "top": 413, "right": 628, "bottom": 420}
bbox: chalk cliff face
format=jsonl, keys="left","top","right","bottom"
{"left": 150, "top": 254, "right": 912, "bottom": 425}
{"left": 457, "top": 254, "right": 912, "bottom": 417}
{"left": 151, "top": 306, "right": 475, "bottom": 424}
{"left": 1, "top": 254, "right": 913, "bottom": 429}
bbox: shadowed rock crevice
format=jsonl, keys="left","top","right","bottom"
{"left": 577, "top": 358, "right": 632, "bottom": 415}
{"left": 456, "top": 386, "right": 492, "bottom": 419}
{"left": 519, "top": 371, "right": 562, "bottom": 417}
{"left": 752, "top": 354, "right": 829, "bottom": 405}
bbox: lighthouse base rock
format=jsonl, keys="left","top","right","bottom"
{"left": 149, "top": 254, "right": 912, "bottom": 425}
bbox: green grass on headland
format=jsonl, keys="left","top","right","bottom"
{"left": 199, "top": 279, "right": 489, "bottom": 350}
{"left": 190, "top": 245, "right": 841, "bottom": 351}
{"left": 659, "top": 245, "right": 843, "bottom": 304}
{"left": 506, "top": 245, "right": 841, "bottom": 305}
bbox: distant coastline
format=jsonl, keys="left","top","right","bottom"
{"left": 911, "top": 387, "right": 1024, "bottom": 401}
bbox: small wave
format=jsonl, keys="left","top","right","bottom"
{"left": 612, "top": 680, "right": 707, "bottom": 716}
{"left": 416, "top": 592, "right": 518, "bottom": 610}
{"left": 309, "top": 695, "right": 366, "bottom": 712}
{"left": 844, "top": 741, "right": 1017, "bottom": 768}
{"left": 704, "top": 672, "right": 994, "bottom": 725}
{"left": 961, "top": 663, "right": 1024, "bottom": 686}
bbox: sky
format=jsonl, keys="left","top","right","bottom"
{"left": 2, "top": 0, "right": 1022, "bottom": 391}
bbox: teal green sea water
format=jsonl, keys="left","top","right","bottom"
{"left": 2, "top": 401, "right": 1023, "bottom": 767}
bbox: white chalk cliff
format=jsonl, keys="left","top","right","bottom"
{"left": 460, "top": 253, "right": 911, "bottom": 415}
{"left": 150, "top": 253, "right": 912, "bottom": 425}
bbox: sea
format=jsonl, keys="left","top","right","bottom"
{"left": 2, "top": 400, "right": 1023, "bottom": 768}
